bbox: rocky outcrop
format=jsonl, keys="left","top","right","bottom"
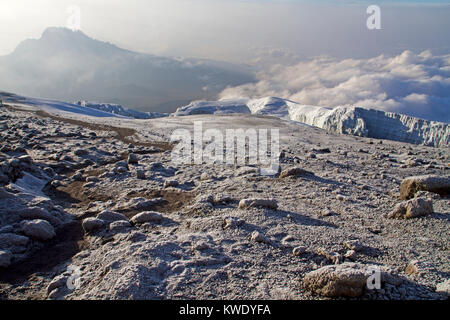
{"left": 400, "top": 175, "right": 450, "bottom": 200}
{"left": 388, "top": 197, "right": 434, "bottom": 219}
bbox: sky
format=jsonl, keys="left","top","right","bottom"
{"left": 1, "top": 0, "right": 450, "bottom": 63}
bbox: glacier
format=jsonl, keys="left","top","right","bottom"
{"left": 173, "top": 97, "right": 449, "bottom": 148}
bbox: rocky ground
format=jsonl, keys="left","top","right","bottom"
{"left": 0, "top": 104, "right": 449, "bottom": 300}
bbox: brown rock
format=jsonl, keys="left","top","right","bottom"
{"left": 400, "top": 175, "right": 450, "bottom": 200}
{"left": 387, "top": 197, "right": 433, "bottom": 219}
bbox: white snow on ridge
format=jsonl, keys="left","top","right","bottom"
{"left": 0, "top": 93, "right": 168, "bottom": 120}
{"left": 173, "top": 97, "right": 450, "bottom": 147}
{"left": 75, "top": 101, "right": 168, "bottom": 119}
{"left": 172, "top": 99, "right": 251, "bottom": 116}
{"left": 1, "top": 93, "right": 127, "bottom": 118}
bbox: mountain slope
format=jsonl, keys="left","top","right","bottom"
{"left": 0, "top": 27, "right": 254, "bottom": 112}
{"left": 173, "top": 97, "right": 450, "bottom": 147}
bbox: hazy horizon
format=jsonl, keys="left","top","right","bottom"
{"left": 1, "top": 1, "right": 450, "bottom": 63}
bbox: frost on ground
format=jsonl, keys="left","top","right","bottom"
{"left": 0, "top": 103, "right": 449, "bottom": 300}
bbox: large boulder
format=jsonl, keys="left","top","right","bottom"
{"left": 0, "top": 233, "right": 29, "bottom": 248}
{"left": 303, "top": 263, "right": 401, "bottom": 297}
{"left": 18, "top": 207, "right": 62, "bottom": 227}
{"left": 400, "top": 175, "right": 450, "bottom": 200}
{"left": 388, "top": 197, "right": 433, "bottom": 219}
{"left": 0, "top": 250, "right": 12, "bottom": 267}
{"left": 21, "top": 219, "right": 56, "bottom": 241}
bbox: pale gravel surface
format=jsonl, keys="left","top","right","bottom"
{"left": 0, "top": 105, "right": 448, "bottom": 300}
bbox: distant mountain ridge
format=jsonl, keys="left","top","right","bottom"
{"left": 173, "top": 97, "right": 450, "bottom": 147}
{"left": 74, "top": 101, "right": 168, "bottom": 119}
{"left": 0, "top": 27, "right": 254, "bottom": 113}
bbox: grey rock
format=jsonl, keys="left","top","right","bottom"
{"left": 109, "top": 220, "right": 132, "bottom": 233}
{"left": 0, "top": 233, "right": 30, "bottom": 248}
{"left": 238, "top": 198, "right": 278, "bottom": 210}
{"left": 0, "top": 250, "right": 12, "bottom": 267}
{"left": 250, "top": 231, "right": 270, "bottom": 244}
{"left": 18, "top": 207, "right": 62, "bottom": 226}
{"left": 136, "top": 170, "right": 146, "bottom": 180}
{"left": 21, "top": 219, "right": 56, "bottom": 241}
{"left": 128, "top": 153, "right": 138, "bottom": 164}
{"left": 131, "top": 211, "right": 163, "bottom": 224}
{"left": 82, "top": 217, "right": 105, "bottom": 233}
{"left": 97, "top": 210, "right": 128, "bottom": 222}
{"left": 163, "top": 179, "right": 179, "bottom": 188}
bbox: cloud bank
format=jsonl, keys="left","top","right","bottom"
{"left": 219, "top": 50, "right": 450, "bottom": 123}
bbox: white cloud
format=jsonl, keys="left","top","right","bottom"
{"left": 220, "top": 50, "right": 450, "bottom": 122}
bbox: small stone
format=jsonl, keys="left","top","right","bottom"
{"left": 344, "top": 250, "right": 357, "bottom": 259}
{"left": 74, "top": 149, "right": 88, "bottom": 156}
{"left": 97, "top": 210, "right": 128, "bottom": 222}
{"left": 82, "top": 217, "right": 104, "bottom": 233}
{"left": 292, "top": 246, "right": 307, "bottom": 256}
{"left": 200, "top": 172, "right": 211, "bottom": 181}
{"left": 86, "top": 176, "right": 99, "bottom": 183}
{"left": 109, "top": 220, "right": 131, "bottom": 233}
{"left": 136, "top": 170, "right": 146, "bottom": 180}
{"left": 279, "top": 167, "right": 314, "bottom": 179}
{"left": 18, "top": 155, "right": 32, "bottom": 164}
{"left": 320, "top": 209, "right": 335, "bottom": 217}
{"left": 163, "top": 180, "right": 179, "bottom": 188}
{"left": 72, "top": 172, "right": 85, "bottom": 182}
{"left": 131, "top": 211, "right": 163, "bottom": 224}
{"left": 405, "top": 260, "right": 435, "bottom": 276}
{"left": 316, "top": 248, "right": 343, "bottom": 264}
{"left": 223, "top": 216, "right": 244, "bottom": 229}
{"left": 238, "top": 198, "right": 278, "bottom": 210}
{"left": 116, "top": 166, "right": 128, "bottom": 173}
{"left": 343, "top": 240, "right": 363, "bottom": 252}
{"left": 127, "top": 153, "right": 138, "bottom": 164}
{"left": 250, "top": 231, "right": 270, "bottom": 244}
